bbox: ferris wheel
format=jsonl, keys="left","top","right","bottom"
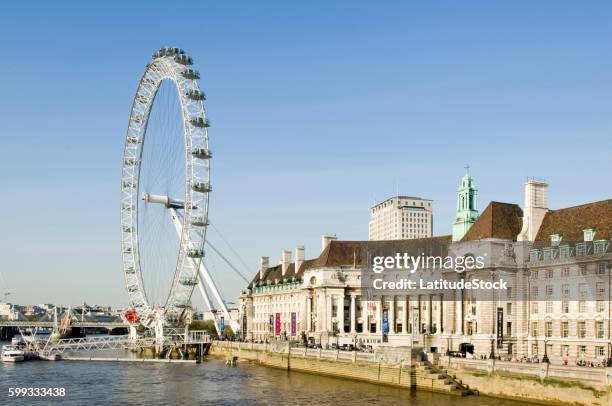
{"left": 120, "top": 46, "right": 233, "bottom": 336}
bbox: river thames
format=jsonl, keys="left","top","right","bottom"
{"left": 0, "top": 351, "right": 527, "bottom": 405}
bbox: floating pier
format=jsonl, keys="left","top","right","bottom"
{"left": 63, "top": 356, "right": 199, "bottom": 364}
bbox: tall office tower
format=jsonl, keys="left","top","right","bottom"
{"left": 369, "top": 196, "right": 433, "bottom": 240}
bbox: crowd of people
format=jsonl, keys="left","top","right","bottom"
{"left": 447, "top": 351, "right": 608, "bottom": 367}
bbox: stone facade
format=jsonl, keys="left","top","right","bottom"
{"left": 240, "top": 180, "right": 612, "bottom": 364}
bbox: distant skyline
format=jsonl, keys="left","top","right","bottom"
{"left": 1, "top": 1, "right": 611, "bottom": 307}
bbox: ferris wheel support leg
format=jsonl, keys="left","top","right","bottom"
{"left": 129, "top": 325, "right": 138, "bottom": 340}
{"left": 198, "top": 262, "right": 240, "bottom": 333}
{"left": 196, "top": 277, "right": 221, "bottom": 335}
{"left": 169, "top": 208, "right": 224, "bottom": 335}
{"left": 154, "top": 314, "right": 164, "bottom": 354}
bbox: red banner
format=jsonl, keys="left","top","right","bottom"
{"left": 275, "top": 313, "right": 281, "bottom": 336}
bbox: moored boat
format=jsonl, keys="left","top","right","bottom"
{"left": 2, "top": 345, "right": 25, "bottom": 362}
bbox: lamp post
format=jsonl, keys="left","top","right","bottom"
{"left": 490, "top": 335, "right": 495, "bottom": 359}
{"left": 542, "top": 337, "right": 550, "bottom": 364}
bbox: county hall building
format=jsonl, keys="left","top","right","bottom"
{"left": 239, "top": 172, "right": 612, "bottom": 364}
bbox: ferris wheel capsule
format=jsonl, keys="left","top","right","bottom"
{"left": 181, "top": 68, "right": 200, "bottom": 80}
{"left": 185, "top": 89, "right": 206, "bottom": 101}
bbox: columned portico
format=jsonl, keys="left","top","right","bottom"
{"left": 325, "top": 290, "right": 332, "bottom": 331}
{"left": 389, "top": 297, "right": 395, "bottom": 334}
{"left": 306, "top": 294, "right": 312, "bottom": 332}
{"left": 317, "top": 292, "right": 324, "bottom": 333}
{"left": 361, "top": 296, "right": 367, "bottom": 333}
{"left": 350, "top": 293, "right": 356, "bottom": 333}
{"left": 377, "top": 297, "right": 383, "bottom": 333}
{"left": 428, "top": 294, "right": 433, "bottom": 333}
{"left": 337, "top": 293, "right": 344, "bottom": 333}
{"left": 456, "top": 287, "right": 463, "bottom": 335}
{"left": 417, "top": 295, "right": 422, "bottom": 334}
{"left": 436, "top": 294, "right": 443, "bottom": 334}
{"left": 403, "top": 295, "right": 409, "bottom": 334}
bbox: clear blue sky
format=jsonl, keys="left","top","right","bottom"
{"left": 1, "top": 1, "right": 611, "bottom": 307}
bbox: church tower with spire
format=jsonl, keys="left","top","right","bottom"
{"left": 452, "top": 166, "right": 479, "bottom": 241}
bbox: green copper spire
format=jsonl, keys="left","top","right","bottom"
{"left": 452, "top": 165, "right": 479, "bottom": 241}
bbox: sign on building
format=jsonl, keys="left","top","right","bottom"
{"left": 412, "top": 306, "right": 419, "bottom": 341}
{"left": 290, "top": 312, "right": 296, "bottom": 336}
{"left": 275, "top": 313, "right": 281, "bottom": 336}
{"left": 497, "top": 307, "right": 503, "bottom": 348}
{"left": 382, "top": 308, "right": 389, "bottom": 342}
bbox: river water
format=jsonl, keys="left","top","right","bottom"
{"left": 0, "top": 350, "right": 525, "bottom": 405}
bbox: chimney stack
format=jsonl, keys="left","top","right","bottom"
{"left": 517, "top": 179, "right": 549, "bottom": 242}
{"left": 295, "top": 245, "right": 305, "bottom": 274}
{"left": 321, "top": 234, "right": 337, "bottom": 253}
{"left": 259, "top": 256, "right": 269, "bottom": 280}
{"left": 281, "top": 250, "right": 292, "bottom": 276}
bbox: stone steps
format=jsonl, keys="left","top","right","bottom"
{"left": 415, "top": 361, "right": 474, "bottom": 396}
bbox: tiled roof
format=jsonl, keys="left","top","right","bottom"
{"left": 249, "top": 259, "right": 317, "bottom": 286}
{"left": 534, "top": 199, "right": 612, "bottom": 242}
{"left": 313, "top": 236, "right": 452, "bottom": 268}
{"left": 461, "top": 201, "right": 523, "bottom": 242}
{"left": 248, "top": 236, "right": 452, "bottom": 286}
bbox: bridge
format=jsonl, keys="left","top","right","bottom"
{"left": 33, "top": 335, "right": 153, "bottom": 358}
{"left": 0, "top": 320, "right": 125, "bottom": 329}
{"left": 27, "top": 330, "right": 211, "bottom": 359}
{"left": 2, "top": 321, "right": 213, "bottom": 360}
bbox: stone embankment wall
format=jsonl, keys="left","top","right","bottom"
{"left": 439, "top": 356, "right": 612, "bottom": 405}
{"left": 212, "top": 342, "right": 612, "bottom": 404}
{"left": 211, "top": 342, "right": 468, "bottom": 396}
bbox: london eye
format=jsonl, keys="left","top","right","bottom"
{"left": 120, "top": 47, "right": 232, "bottom": 339}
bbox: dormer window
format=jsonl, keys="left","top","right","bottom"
{"left": 529, "top": 249, "right": 540, "bottom": 263}
{"left": 543, "top": 247, "right": 557, "bottom": 261}
{"left": 594, "top": 240, "right": 610, "bottom": 255}
{"left": 550, "top": 234, "right": 562, "bottom": 246}
{"left": 559, "top": 244, "right": 571, "bottom": 258}
{"left": 583, "top": 229, "right": 596, "bottom": 242}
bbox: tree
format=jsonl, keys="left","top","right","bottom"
{"left": 223, "top": 325, "right": 235, "bottom": 339}
{"left": 189, "top": 319, "right": 217, "bottom": 335}
{"left": 189, "top": 320, "right": 235, "bottom": 339}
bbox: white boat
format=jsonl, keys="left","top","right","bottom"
{"left": 2, "top": 345, "right": 25, "bottom": 362}
{"left": 11, "top": 335, "right": 26, "bottom": 348}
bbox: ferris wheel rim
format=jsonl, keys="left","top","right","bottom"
{"left": 119, "top": 46, "right": 211, "bottom": 327}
